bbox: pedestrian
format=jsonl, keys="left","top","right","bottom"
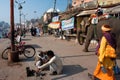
{"left": 36, "top": 27, "right": 40, "bottom": 37}
{"left": 30, "top": 27, "right": 34, "bottom": 36}
{"left": 88, "top": 24, "right": 116, "bottom": 80}
{"left": 35, "top": 50, "right": 63, "bottom": 75}
{"left": 15, "top": 32, "right": 21, "bottom": 43}
{"left": 33, "top": 27, "right": 37, "bottom": 36}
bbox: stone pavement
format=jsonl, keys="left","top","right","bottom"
{"left": 0, "top": 33, "right": 120, "bottom": 80}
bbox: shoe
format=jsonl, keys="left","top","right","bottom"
{"left": 35, "top": 72, "right": 46, "bottom": 77}
{"left": 26, "top": 69, "right": 35, "bottom": 77}
{"left": 88, "top": 73, "right": 94, "bottom": 80}
{"left": 83, "top": 48, "right": 89, "bottom": 52}
{"left": 88, "top": 73, "right": 100, "bottom": 80}
{"left": 50, "top": 71, "right": 57, "bottom": 75}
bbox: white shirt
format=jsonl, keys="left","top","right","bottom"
{"left": 16, "top": 35, "right": 21, "bottom": 43}
{"left": 38, "top": 55, "right": 63, "bottom": 74}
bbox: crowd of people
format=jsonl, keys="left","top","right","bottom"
{"left": 30, "top": 27, "right": 41, "bottom": 37}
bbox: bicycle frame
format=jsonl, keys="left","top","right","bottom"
{"left": 15, "top": 42, "right": 26, "bottom": 54}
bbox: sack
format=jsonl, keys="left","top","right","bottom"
{"left": 104, "top": 44, "right": 116, "bottom": 58}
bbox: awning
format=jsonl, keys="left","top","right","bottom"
{"left": 104, "top": 5, "right": 120, "bottom": 13}
{"left": 48, "top": 22, "right": 60, "bottom": 29}
{"left": 77, "top": 9, "right": 97, "bottom": 16}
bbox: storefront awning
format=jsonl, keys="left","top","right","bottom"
{"left": 48, "top": 22, "right": 60, "bottom": 29}
{"left": 77, "top": 9, "right": 97, "bottom": 16}
{"left": 104, "top": 5, "right": 120, "bottom": 13}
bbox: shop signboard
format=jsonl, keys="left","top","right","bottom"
{"left": 48, "top": 21, "right": 60, "bottom": 29}
{"left": 52, "top": 16, "right": 59, "bottom": 22}
{"left": 61, "top": 17, "right": 74, "bottom": 30}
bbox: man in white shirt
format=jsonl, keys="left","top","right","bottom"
{"left": 36, "top": 50, "right": 63, "bottom": 75}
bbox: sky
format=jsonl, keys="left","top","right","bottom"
{"left": 0, "top": 0, "right": 68, "bottom": 24}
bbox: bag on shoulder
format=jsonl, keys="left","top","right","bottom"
{"left": 104, "top": 44, "right": 116, "bottom": 58}
{"left": 113, "top": 64, "right": 120, "bottom": 75}
{"left": 113, "top": 60, "right": 120, "bottom": 75}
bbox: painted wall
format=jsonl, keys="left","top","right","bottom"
{"left": 72, "top": 0, "right": 93, "bottom": 7}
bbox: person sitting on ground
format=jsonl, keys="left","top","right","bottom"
{"left": 35, "top": 50, "right": 63, "bottom": 75}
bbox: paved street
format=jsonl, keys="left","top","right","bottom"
{"left": 0, "top": 33, "right": 120, "bottom": 80}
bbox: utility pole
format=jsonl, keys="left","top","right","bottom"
{"left": 9, "top": 0, "right": 19, "bottom": 62}
{"left": 53, "top": 0, "right": 56, "bottom": 12}
{"left": 15, "top": 0, "right": 25, "bottom": 30}
{"left": 21, "top": 13, "right": 28, "bottom": 29}
{"left": 67, "top": 0, "right": 72, "bottom": 10}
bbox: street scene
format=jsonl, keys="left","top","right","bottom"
{"left": 0, "top": 33, "right": 97, "bottom": 80}
{"left": 0, "top": 33, "right": 120, "bottom": 80}
{"left": 1, "top": 0, "right": 120, "bottom": 80}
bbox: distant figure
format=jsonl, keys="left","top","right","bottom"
{"left": 36, "top": 27, "right": 40, "bottom": 36}
{"left": 30, "top": 27, "right": 34, "bottom": 36}
{"left": 15, "top": 32, "right": 21, "bottom": 43}
{"left": 35, "top": 50, "right": 63, "bottom": 75}
{"left": 33, "top": 27, "right": 37, "bottom": 36}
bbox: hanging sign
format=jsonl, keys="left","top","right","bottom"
{"left": 61, "top": 17, "right": 74, "bottom": 30}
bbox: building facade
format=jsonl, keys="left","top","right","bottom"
{"left": 72, "top": 0, "right": 93, "bottom": 7}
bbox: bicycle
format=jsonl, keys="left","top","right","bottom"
{"left": 1, "top": 41, "right": 36, "bottom": 60}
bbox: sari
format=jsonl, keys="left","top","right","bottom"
{"left": 93, "top": 32, "right": 116, "bottom": 80}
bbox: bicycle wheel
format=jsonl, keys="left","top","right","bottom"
{"left": 1, "top": 47, "right": 11, "bottom": 60}
{"left": 23, "top": 45, "right": 35, "bottom": 58}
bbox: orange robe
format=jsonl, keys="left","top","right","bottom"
{"left": 93, "top": 36, "right": 115, "bottom": 80}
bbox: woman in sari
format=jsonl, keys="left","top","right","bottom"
{"left": 89, "top": 24, "right": 116, "bottom": 80}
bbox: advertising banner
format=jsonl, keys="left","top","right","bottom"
{"left": 48, "top": 21, "right": 60, "bottom": 29}
{"left": 52, "top": 16, "right": 59, "bottom": 22}
{"left": 61, "top": 17, "right": 74, "bottom": 30}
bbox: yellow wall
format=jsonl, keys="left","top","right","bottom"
{"left": 98, "top": 0, "right": 120, "bottom": 6}
{"left": 72, "top": 0, "right": 93, "bottom": 7}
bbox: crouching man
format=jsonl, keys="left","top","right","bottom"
{"left": 36, "top": 50, "right": 63, "bottom": 75}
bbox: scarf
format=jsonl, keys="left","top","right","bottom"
{"left": 95, "top": 32, "right": 116, "bottom": 55}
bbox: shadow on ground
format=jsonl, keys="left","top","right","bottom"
{"left": 22, "top": 38, "right": 31, "bottom": 41}
{"left": 61, "top": 53, "right": 95, "bottom": 58}
{"left": 116, "top": 75, "right": 120, "bottom": 80}
{"left": 20, "top": 57, "right": 35, "bottom": 62}
{"left": 52, "top": 65, "right": 87, "bottom": 80}
{"left": 27, "top": 44, "right": 42, "bottom": 48}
